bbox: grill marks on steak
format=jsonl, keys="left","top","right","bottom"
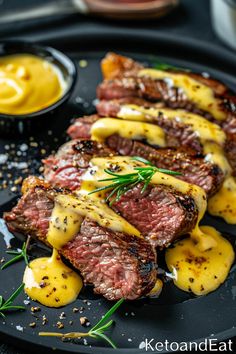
{"left": 4, "top": 182, "right": 157, "bottom": 300}
{"left": 43, "top": 139, "right": 116, "bottom": 190}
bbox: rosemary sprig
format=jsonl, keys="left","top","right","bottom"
{"left": 153, "top": 59, "right": 190, "bottom": 72}
{"left": 39, "top": 298, "right": 124, "bottom": 349}
{"left": 89, "top": 156, "right": 182, "bottom": 205}
{"left": 1, "top": 237, "right": 30, "bottom": 270}
{"left": 0, "top": 283, "right": 25, "bottom": 318}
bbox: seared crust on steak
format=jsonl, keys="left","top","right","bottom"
{"left": 100, "top": 53, "right": 229, "bottom": 97}
{"left": 98, "top": 53, "right": 235, "bottom": 119}
{"left": 4, "top": 177, "right": 157, "bottom": 300}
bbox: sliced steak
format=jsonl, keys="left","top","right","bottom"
{"left": 96, "top": 97, "right": 155, "bottom": 117}
{"left": 98, "top": 53, "right": 236, "bottom": 172}
{"left": 43, "top": 141, "right": 199, "bottom": 247}
{"left": 4, "top": 177, "right": 157, "bottom": 301}
{"left": 43, "top": 139, "right": 116, "bottom": 191}
{"left": 65, "top": 117, "right": 224, "bottom": 196}
{"left": 97, "top": 73, "right": 231, "bottom": 120}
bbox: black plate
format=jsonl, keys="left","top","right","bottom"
{"left": 1, "top": 31, "right": 236, "bottom": 354}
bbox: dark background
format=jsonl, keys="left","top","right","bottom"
{"left": 0, "top": 0, "right": 235, "bottom": 353}
{"left": 0, "top": 0, "right": 225, "bottom": 45}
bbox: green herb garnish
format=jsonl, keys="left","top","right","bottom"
{"left": 0, "top": 283, "right": 25, "bottom": 318}
{"left": 1, "top": 237, "right": 30, "bottom": 270}
{"left": 89, "top": 156, "right": 182, "bottom": 205}
{"left": 39, "top": 298, "right": 124, "bottom": 349}
{"left": 153, "top": 59, "right": 190, "bottom": 72}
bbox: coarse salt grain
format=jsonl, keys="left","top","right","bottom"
{"left": 8, "top": 162, "right": 28, "bottom": 170}
{"left": 16, "top": 325, "right": 23, "bottom": 332}
{"left": 0, "top": 154, "right": 8, "bottom": 164}
{"left": 19, "top": 143, "right": 28, "bottom": 152}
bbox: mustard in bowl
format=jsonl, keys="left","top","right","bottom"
{"left": 0, "top": 41, "right": 77, "bottom": 135}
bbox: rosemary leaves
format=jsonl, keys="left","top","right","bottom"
{"left": 153, "top": 60, "right": 190, "bottom": 72}
{"left": 39, "top": 298, "right": 124, "bottom": 348}
{"left": 0, "top": 283, "right": 25, "bottom": 318}
{"left": 89, "top": 156, "right": 181, "bottom": 205}
{"left": 1, "top": 237, "right": 30, "bottom": 270}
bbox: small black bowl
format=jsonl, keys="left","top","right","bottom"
{"left": 0, "top": 40, "right": 77, "bottom": 136}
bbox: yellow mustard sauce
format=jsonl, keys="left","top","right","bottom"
{"left": 116, "top": 104, "right": 236, "bottom": 224}
{"left": 48, "top": 193, "right": 142, "bottom": 241}
{"left": 47, "top": 198, "right": 83, "bottom": 250}
{"left": 0, "top": 54, "right": 66, "bottom": 115}
{"left": 148, "top": 279, "right": 163, "bottom": 297}
{"left": 117, "top": 105, "right": 226, "bottom": 147}
{"left": 23, "top": 249, "right": 82, "bottom": 307}
{"left": 90, "top": 117, "right": 166, "bottom": 147}
{"left": 165, "top": 226, "right": 234, "bottom": 295}
{"left": 208, "top": 176, "right": 236, "bottom": 223}
{"left": 138, "top": 69, "right": 226, "bottom": 121}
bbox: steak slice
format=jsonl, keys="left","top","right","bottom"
{"left": 66, "top": 117, "right": 224, "bottom": 196}
{"left": 106, "top": 135, "right": 223, "bottom": 196}
{"left": 4, "top": 177, "right": 157, "bottom": 301}
{"left": 111, "top": 183, "right": 198, "bottom": 248}
{"left": 67, "top": 114, "right": 99, "bottom": 140}
{"left": 97, "top": 72, "right": 230, "bottom": 119}
{"left": 43, "top": 141, "right": 199, "bottom": 248}
{"left": 96, "top": 98, "right": 203, "bottom": 153}
{"left": 100, "top": 53, "right": 228, "bottom": 96}
{"left": 43, "top": 139, "right": 116, "bottom": 191}
{"left": 98, "top": 53, "right": 235, "bottom": 121}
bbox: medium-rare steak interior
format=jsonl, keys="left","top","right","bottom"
{"left": 4, "top": 177, "right": 157, "bottom": 300}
